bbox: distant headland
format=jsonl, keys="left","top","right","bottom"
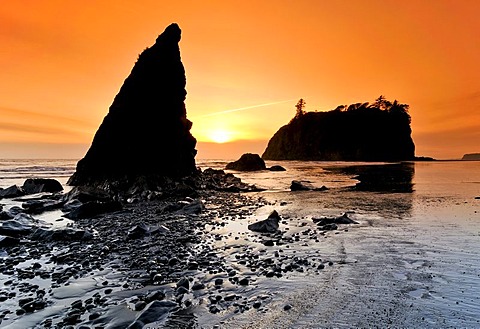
{"left": 262, "top": 96, "right": 415, "bottom": 162}
{"left": 462, "top": 153, "right": 480, "bottom": 161}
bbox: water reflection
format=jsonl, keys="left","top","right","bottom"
{"left": 341, "top": 163, "right": 415, "bottom": 193}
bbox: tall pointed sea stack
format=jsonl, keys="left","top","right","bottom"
{"left": 68, "top": 23, "right": 197, "bottom": 186}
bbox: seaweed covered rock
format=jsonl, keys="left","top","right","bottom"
{"left": 226, "top": 153, "right": 266, "bottom": 171}
{"left": 68, "top": 23, "right": 197, "bottom": 187}
{"left": 263, "top": 97, "right": 415, "bottom": 161}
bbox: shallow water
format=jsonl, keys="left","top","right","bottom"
{"left": 202, "top": 160, "right": 480, "bottom": 328}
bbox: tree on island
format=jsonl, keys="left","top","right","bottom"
{"left": 294, "top": 98, "right": 306, "bottom": 119}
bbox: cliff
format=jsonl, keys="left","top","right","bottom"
{"left": 262, "top": 97, "right": 415, "bottom": 161}
{"left": 68, "top": 23, "right": 197, "bottom": 186}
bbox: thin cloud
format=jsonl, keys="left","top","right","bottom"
{"left": 193, "top": 99, "right": 297, "bottom": 118}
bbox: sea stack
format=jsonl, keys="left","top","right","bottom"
{"left": 68, "top": 24, "right": 197, "bottom": 186}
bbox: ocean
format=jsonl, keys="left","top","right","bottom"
{"left": 1, "top": 159, "right": 479, "bottom": 327}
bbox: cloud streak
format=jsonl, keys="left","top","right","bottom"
{"left": 193, "top": 99, "right": 296, "bottom": 118}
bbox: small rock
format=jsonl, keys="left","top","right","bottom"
{"left": 239, "top": 278, "right": 249, "bottom": 286}
{"left": 283, "top": 304, "right": 293, "bottom": 311}
{"left": 248, "top": 211, "right": 281, "bottom": 233}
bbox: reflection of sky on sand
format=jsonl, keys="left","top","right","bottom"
{"left": 199, "top": 160, "right": 480, "bottom": 328}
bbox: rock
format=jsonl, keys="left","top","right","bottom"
{"left": 0, "top": 211, "right": 14, "bottom": 220}
{"left": 8, "top": 206, "right": 25, "bottom": 217}
{"left": 0, "top": 185, "right": 24, "bottom": 199}
{"left": 313, "top": 213, "right": 358, "bottom": 225}
{"left": 0, "top": 219, "right": 33, "bottom": 237}
{"left": 262, "top": 96, "right": 415, "bottom": 161}
{"left": 63, "top": 186, "right": 112, "bottom": 203}
{"left": 22, "top": 200, "right": 64, "bottom": 214}
{"left": 283, "top": 304, "right": 293, "bottom": 311}
{"left": 268, "top": 165, "right": 286, "bottom": 171}
{"left": 248, "top": 210, "right": 280, "bottom": 233}
{"left": 319, "top": 223, "right": 338, "bottom": 231}
{"left": 0, "top": 235, "right": 20, "bottom": 247}
{"left": 127, "top": 223, "right": 150, "bottom": 240}
{"left": 22, "top": 178, "right": 63, "bottom": 194}
{"left": 68, "top": 23, "right": 197, "bottom": 187}
{"left": 225, "top": 153, "right": 266, "bottom": 171}
{"left": 290, "top": 180, "right": 314, "bottom": 191}
{"left": 30, "top": 228, "right": 94, "bottom": 241}
{"left": 129, "top": 300, "right": 177, "bottom": 328}
{"left": 64, "top": 201, "right": 122, "bottom": 219}
{"left": 475, "top": 196, "right": 480, "bottom": 200}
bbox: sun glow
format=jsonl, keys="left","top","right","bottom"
{"left": 208, "top": 129, "right": 231, "bottom": 143}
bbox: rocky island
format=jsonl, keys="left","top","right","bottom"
{"left": 262, "top": 97, "right": 415, "bottom": 161}
{"left": 462, "top": 153, "right": 480, "bottom": 161}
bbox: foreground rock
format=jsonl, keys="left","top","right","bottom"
{"left": 248, "top": 210, "right": 281, "bottom": 233}
{"left": 68, "top": 23, "right": 197, "bottom": 187}
{"left": 313, "top": 212, "right": 359, "bottom": 226}
{"left": 22, "top": 178, "right": 63, "bottom": 194}
{"left": 290, "top": 180, "right": 328, "bottom": 191}
{"left": 226, "top": 153, "right": 266, "bottom": 171}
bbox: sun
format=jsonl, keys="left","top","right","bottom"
{"left": 209, "top": 129, "right": 231, "bottom": 143}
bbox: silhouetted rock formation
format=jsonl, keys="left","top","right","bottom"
{"left": 68, "top": 23, "right": 196, "bottom": 187}
{"left": 263, "top": 97, "right": 415, "bottom": 161}
{"left": 462, "top": 153, "right": 480, "bottom": 160}
{"left": 226, "top": 153, "right": 266, "bottom": 171}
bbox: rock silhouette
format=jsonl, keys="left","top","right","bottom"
{"left": 263, "top": 96, "right": 415, "bottom": 161}
{"left": 226, "top": 153, "right": 266, "bottom": 171}
{"left": 68, "top": 23, "right": 196, "bottom": 187}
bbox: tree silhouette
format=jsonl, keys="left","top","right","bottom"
{"left": 295, "top": 98, "right": 306, "bottom": 118}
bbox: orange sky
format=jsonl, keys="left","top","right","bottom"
{"left": 0, "top": 0, "right": 479, "bottom": 159}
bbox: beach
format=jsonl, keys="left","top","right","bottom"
{"left": 0, "top": 159, "right": 479, "bottom": 328}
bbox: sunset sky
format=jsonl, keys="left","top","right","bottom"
{"left": 0, "top": 0, "right": 479, "bottom": 159}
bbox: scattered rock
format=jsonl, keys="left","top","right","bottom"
{"left": 268, "top": 165, "right": 286, "bottom": 172}
{"left": 290, "top": 180, "right": 314, "bottom": 191}
{"left": 64, "top": 201, "right": 122, "bottom": 220}
{"left": 0, "top": 185, "right": 25, "bottom": 199}
{"left": 30, "top": 228, "right": 94, "bottom": 241}
{"left": 0, "top": 219, "right": 33, "bottom": 237}
{"left": 226, "top": 153, "right": 266, "bottom": 171}
{"left": 22, "top": 178, "right": 63, "bottom": 194}
{"left": 283, "top": 304, "right": 293, "bottom": 311}
{"left": 0, "top": 235, "right": 20, "bottom": 247}
{"left": 313, "top": 212, "right": 358, "bottom": 226}
{"left": 248, "top": 211, "right": 281, "bottom": 233}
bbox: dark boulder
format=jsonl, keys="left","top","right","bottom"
{"left": 226, "top": 153, "right": 266, "bottom": 171}
{"left": 248, "top": 210, "right": 281, "bottom": 233}
{"left": 64, "top": 201, "right": 122, "bottom": 220}
{"left": 0, "top": 211, "right": 14, "bottom": 220}
{"left": 68, "top": 23, "right": 197, "bottom": 188}
{"left": 313, "top": 213, "right": 358, "bottom": 226}
{"left": 290, "top": 180, "right": 314, "bottom": 191}
{"left": 269, "top": 165, "right": 286, "bottom": 172}
{"left": 22, "top": 178, "right": 63, "bottom": 194}
{"left": 290, "top": 180, "right": 328, "bottom": 191}
{"left": 0, "top": 185, "right": 24, "bottom": 199}
{"left": 31, "top": 228, "right": 94, "bottom": 241}
{"left": 0, "top": 235, "right": 20, "bottom": 246}
{"left": 63, "top": 186, "right": 112, "bottom": 203}
{"left": 128, "top": 300, "right": 178, "bottom": 328}
{"left": 0, "top": 219, "right": 33, "bottom": 237}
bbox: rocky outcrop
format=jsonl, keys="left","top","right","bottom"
{"left": 226, "top": 153, "right": 266, "bottom": 171}
{"left": 68, "top": 23, "right": 197, "bottom": 187}
{"left": 22, "top": 178, "right": 63, "bottom": 194}
{"left": 462, "top": 153, "right": 480, "bottom": 160}
{"left": 263, "top": 97, "right": 415, "bottom": 161}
